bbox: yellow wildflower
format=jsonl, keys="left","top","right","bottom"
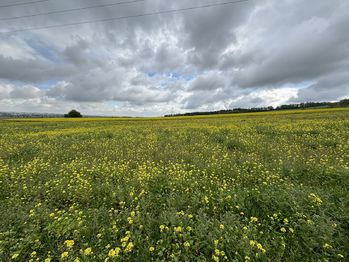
{"left": 61, "top": 252, "right": 69, "bottom": 259}
{"left": 125, "top": 242, "right": 134, "bottom": 252}
{"left": 84, "top": 247, "right": 92, "bottom": 256}
{"left": 11, "top": 253, "right": 19, "bottom": 260}
{"left": 174, "top": 226, "right": 182, "bottom": 233}
{"left": 323, "top": 243, "right": 332, "bottom": 249}
{"left": 121, "top": 235, "right": 130, "bottom": 243}
{"left": 127, "top": 217, "right": 134, "bottom": 224}
{"left": 64, "top": 240, "right": 75, "bottom": 248}
{"left": 256, "top": 243, "right": 266, "bottom": 253}
{"left": 308, "top": 193, "right": 322, "bottom": 205}
{"left": 212, "top": 255, "right": 219, "bottom": 262}
{"left": 160, "top": 225, "right": 165, "bottom": 232}
{"left": 108, "top": 248, "right": 120, "bottom": 257}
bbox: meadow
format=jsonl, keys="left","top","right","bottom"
{"left": 0, "top": 108, "right": 348, "bottom": 261}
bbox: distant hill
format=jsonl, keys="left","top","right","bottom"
{"left": 0, "top": 112, "right": 64, "bottom": 118}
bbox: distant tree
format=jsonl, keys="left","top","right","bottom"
{"left": 339, "top": 99, "right": 349, "bottom": 106}
{"left": 64, "top": 109, "right": 82, "bottom": 118}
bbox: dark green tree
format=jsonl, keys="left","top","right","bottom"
{"left": 64, "top": 109, "right": 82, "bottom": 118}
{"left": 339, "top": 99, "right": 349, "bottom": 106}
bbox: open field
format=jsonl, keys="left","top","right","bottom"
{"left": 0, "top": 108, "right": 348, "bottom": 261}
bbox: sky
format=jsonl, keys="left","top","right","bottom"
{"left": 0, "top": 0, "right": 348, "bottom": 116}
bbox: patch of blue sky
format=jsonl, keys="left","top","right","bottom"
{"left": 37, "top": 80, "right": 59, "bottom": 89}
{"left": 283, "top": 80, "right": 315, "bottom": 89}
{"left": 147, "top": 72, "right": 157, "bottom": 78}
{"left": 25, "top": 38, "right": 62, "bottom": 64}
{"left": 146, "top": 71, "right": 196, "bottom": 82}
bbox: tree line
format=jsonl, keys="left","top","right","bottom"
{"left": 165, "top": 99, "right": 349, "bottom": 117}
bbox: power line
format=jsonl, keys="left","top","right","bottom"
{"left": 0, "top": 0, "right": 48, "bottom": 8}
{"left": 0, "top": 0, "right": 145, "bottom": 21}
{"left": 1, "top": 0, "right": 248, "bottom": 34}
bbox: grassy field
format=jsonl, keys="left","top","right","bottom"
{"left": 0, "top": 108, "right": 348, "bottom": 261}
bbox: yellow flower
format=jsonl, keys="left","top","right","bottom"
{"left": 127, "top": 217, "right": 134, "bottom": 224}
{"left": 44, "top": 258, "right": 51, "bottom": 262}
{"left": 73, "top": 258, "right": 80, "bottom": 262}
{"left": 108, "top": 248, "right": 120, "bottom": 257}
{"left": 214, "top": 240, "right": 219, "bottom": 246}
{"left": 11, "top": 253, "right": 19, "bottom": 260}
{"left": 337, "top": 254, "right": 344, "bottom": 258}
{"left": 160, "top": 225, "right": 165, "bottom": 232}
{"left": 308, "top": 193, "right": 322, "bottom": 205}
{"left": 283, "top": 218, "right": 289, "bottom": 224}
{"left": 219, "top": 224, "right": 225, "bottom": 230}
{"left": 245, "top": 256, "right": 250, "bottom": 261}
{"left": 149, "top": 246, "right": 155, "bottom": 252}
{"left": 174, "top": 226, "right": 182, "bottom": 233}
{"left": 186, "top": 226, "right": 192, "bottom": 232}
{"left": 184, "top": 241, "right": 190, "bottom": 247}
{"left": 280, "top": 227, "right": 286, "bottom": 233}
{"left": 307, "top": 219, "right": 314, "bottom": 225}
{"left": 323, "top": 243, "right": 332, "bottom": 249}
{"left": 64, "top": 240, "right": 75, "bottom": 249}
{"left": 250, "top": 240, "right": 256, "bottom": 246}
{"left": 121, "top": 235, "right": 130, "bottom": 243}
{"left": 31, "top": 251, "right": 37, "bottom": 257}
{"left": 212, "top": 255, "right": 219, "bottom": 262}
{"left": 61, "top": 252, "right": 69, "bottom": 259}
{"left": 256, "top": 243, "right": 266, "bottom": 253}
{"left": 250, "top": 217, "right": 258, "bottom": 223}
{"left": 84, "top": 247, "right": 92, "bottom": 256}
{"left": 125, "top": 242, "right": 134, "bottom": 252}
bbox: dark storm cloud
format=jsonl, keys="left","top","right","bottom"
{"left": 0, "top": 0, "right": 348, "bottom": 115}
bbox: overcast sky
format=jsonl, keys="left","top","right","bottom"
{"left": 0, "top": 0, "right": 348, "bottom": 116}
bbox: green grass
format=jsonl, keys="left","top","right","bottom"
{"left": 0, "top": 108, "right": 348, "bottom": 261}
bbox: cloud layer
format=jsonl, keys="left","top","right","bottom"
{"left": 0, "top": 0, "right": 348, "bottom": 116}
